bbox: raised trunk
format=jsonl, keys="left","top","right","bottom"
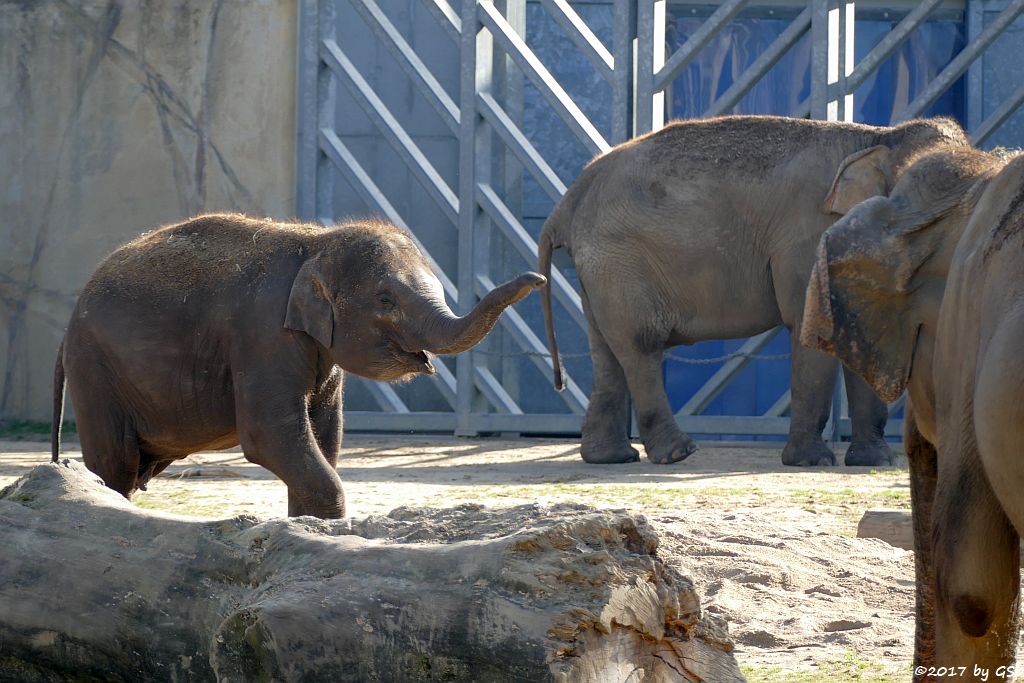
{"left": 0, "top": 461, "right": 745, "bottom": 683}
{"left": 416, "top": 272, "right": 545, "bottom": 355}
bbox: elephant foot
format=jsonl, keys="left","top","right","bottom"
{"left": 781, "top": 439, "right": 837, "bottom": 467}
{"left": 844, "top": 440, "right": 897, "bottom": 467}
{"left": 646, "top": 437, "right": 698, "bottom": 465}
{"left": 581, "top": 443, "right": 641, "bottom": 464}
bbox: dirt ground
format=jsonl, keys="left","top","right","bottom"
{"left": 1, "top": 436, "right": 921, "bottom": 681}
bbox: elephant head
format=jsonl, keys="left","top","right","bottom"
{"left": 800, "top": 146, "right": 1003, "bottom": 402}
{"left": 285, "top": 220, "right": 545, "bottom": 381}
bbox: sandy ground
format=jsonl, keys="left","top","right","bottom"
{"left": 1, "top": 436, "right": 919, "bottom": 681}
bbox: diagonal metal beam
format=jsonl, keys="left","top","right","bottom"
{"left": 899, "top": 0, "right": 1024, "bottom": 122}
{"left": 676, "top": 328, "right": 783, "bottom": 416}
{"left": 350, "top": 0, "right": 460, "bottom": 134}
{"left": 538, "top": 0, "right": 613, "bottom": 82}
{"left": 846, "top": 0, "right": 941, "bottom": 96}
{"left": 477, "top": 1, "right": 609, "bottom": 156}
{"left": 475, "top": 275, "right": 588, "bottom": 415}
{"left": 477, "top": 93, "right": 567, "bottom": 203}
{"left": 705, "top": 7, "right": 811, "bottom": 116}
{"left": 972, "top": 83, "right": 1024, "bottom": 146}
{"left": 319, "top": 129, "right": 458, "bottom": 301}
{"left": 474, "top": 366, "right": 524, "bottom": 414}
{"left": 358, "top": 380, "right": 411, "bottom": 412}
{"left": 321, "top": 38, "right": 460, "bottom": 224}
{"left": 422, "top": 0, "right": 460, "bottom": 43}
{"left": 655, "top": 0, "right": 749, "bottom": 91}
{"left": 475, "top": 182, "right": 586, "bottom": 331}
{"left": 764, "top": 389, "right": 791, "bottom": 418}
{"left": 795, "top": 0, "right": 943, "bottom": 118}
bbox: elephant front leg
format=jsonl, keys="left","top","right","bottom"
{"left": 844, "top": 367, "right": 897, "bottom": 466}
{"left": 617, "top": 347, "right": 697, "bottom": 465}
{"left": 905, "top": 405, "right": 938, "bottom": 682}
{"left": 580, "top": 294, "right": 639, "bottom": 464}
{"left": 932, "top": 444, "right": 1019, "bottom": 679}
{"left": 782, "top": 336, "right": 838, "bottom": 466}
{"left": 236, "top": 382, "right": 345, "bottom": 519}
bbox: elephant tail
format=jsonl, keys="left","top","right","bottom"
{"left": 51, "top": 339, "right": 65, "bottom": 463}
{"left": 538, "top": 223, "right": 565, "bottom": 392}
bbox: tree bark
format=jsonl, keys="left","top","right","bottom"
{"left": 0, "top": 461, "right": 745, "bottom": 683}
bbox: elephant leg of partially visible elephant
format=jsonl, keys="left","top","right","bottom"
{"left": 932, "top": 437, "right": 1019, "bottom": 678}
{"left": 580, "top": 289, "right": 639, "bottom": 464}
{"left": 614, "top": 345, "right": 697, "bottom": 465}
{"left": 904, "top": 405, "right": 938, "bottom": 683}
{"left": 236, "top": 372, "right": 346, "bottom": 519}
{"left": 782, "top": 335, "right": 838, "bottom": 466}
{"left": 843, "top": 368, "right": 896, "bottom": 466}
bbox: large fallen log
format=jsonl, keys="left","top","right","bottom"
{"left": 0, "top": 461, "right": 744, "bottom": 682}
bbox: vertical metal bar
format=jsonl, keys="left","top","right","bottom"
{"left": 810, "top": 0, "right": 828, "bottom": 119}
{"left": 635, "top": 0, "right": 665, "bottom": 135}
{"left": 296, "top": 0, "right": 319, "bottom": 220}
{"left": 839, "top": 1, "right": 854, "bottom": 121}
{"left": 496, "top": 0, "right": 525, "bottom": 419}
{"left": 812, "top": 0, "right": 855, "bottom": 121}
{"left": 315, "top": 0, "right": 337, "bottom": 224}
{"left": 611, "top": 0, "right": 635, "bottom": 145}
{"left": 456, "top": 0, "right": 486, "bottom": 435}
{"left": 966, "top": 0, "right": 985, "bottom": 133}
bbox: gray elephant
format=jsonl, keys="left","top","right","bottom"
{"left": 52, "top": 214, "right": 545, "bottom": 518}
{"left": 539, "top": 115, "right": 968, "bottom": 466}
{"left": 801, "top": 145, "right": 1021, "bottom": 680}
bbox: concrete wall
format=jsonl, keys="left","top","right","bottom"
{"left": 0, "top": 0, "right": 298, "bottom": 421}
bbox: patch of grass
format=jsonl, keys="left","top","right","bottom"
{"left": 427, "top": 483, "right": 760, "bottom": 510}
{"left": 788, "top": 487, "right": 910, "bottom": 510}
{"left": 740, "top": 651, "right": 906, "bottom": 682}
{"left": 0, "top": 420, "right": 75, "bottom": 441}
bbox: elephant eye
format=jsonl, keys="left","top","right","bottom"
{"left": 377, "top": 292, "right": 396, "bottom": 311}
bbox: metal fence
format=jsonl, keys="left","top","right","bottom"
{"left": 297, "top": 0, "right": 1024, "bottom": 438}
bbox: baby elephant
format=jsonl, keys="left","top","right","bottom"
{"left": 802, "top": 147, "right": 1024, "bottom": 679}
{"left": 52, "top": 214, "right": 545, "bottom": 518}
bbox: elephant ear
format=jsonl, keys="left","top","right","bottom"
{"left": 800, "top": 196, "right": 950, "bottom": 403}
{"left": 285, "top": 256, "right": 334, "bottom": 348}
{"left": 822, "top": 145, "right": 894, "bottom": 215}
{"left": 805, "top": 146, "right": 1000, "bottom": 401}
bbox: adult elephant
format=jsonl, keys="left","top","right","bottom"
{"left": 801, "top": 146, "right": 1019, "bottom": 680}
{"left": 52, "top": 214, "right": 545, "bottom": 519}
{"left": 539, "top": 115, "right": 968, "bottom": 466}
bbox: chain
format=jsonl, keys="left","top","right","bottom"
{"left": 471, "top": 349, "right": 790, "bottom": 364}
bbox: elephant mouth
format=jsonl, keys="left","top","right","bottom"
{"left": 393, "top": 345, "right": 436, "bottom": 375}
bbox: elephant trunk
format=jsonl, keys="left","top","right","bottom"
{"left": 414, "top": 273, "right": 546, "bottom": 355}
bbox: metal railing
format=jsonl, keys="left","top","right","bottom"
{"left": 298, "top": 0, "right": 1024, "bottom": 438}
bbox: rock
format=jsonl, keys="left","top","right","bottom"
{"left": 0, "top": 461, "right": 746, "bottom": 682}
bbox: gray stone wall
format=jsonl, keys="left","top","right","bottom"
{"left": 1, "top": 0, "right": 298, "bottom": 421}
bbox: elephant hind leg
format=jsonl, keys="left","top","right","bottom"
{"left": 580, "top": 289, "right": 639, "bottom": 464}
{"left": 614, "top": 346, "right": 697, "bottom": 465}
{"left": 74, "top": 401, "right": 142, "bottom": 498}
